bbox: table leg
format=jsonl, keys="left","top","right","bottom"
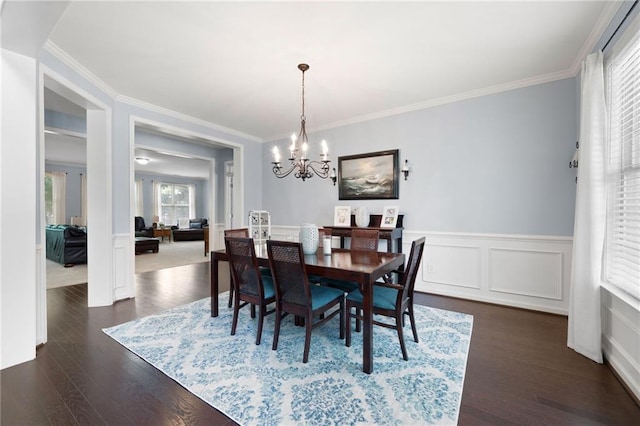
{"left": 362, "top": 277, "right": 374, "bottom": 374}
{"left": 211, "top": 257, "right": 219, "bottom": 317}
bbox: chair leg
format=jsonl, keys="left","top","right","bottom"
{"left": 355, "top": 307, "right": 361, "bottom": 333}
{"left": 345, "top": 304, "right": 352, "bottom": 347}
{"left": 256, "top": 305, "right": 265, "bottom": 345}
{"left": 396, "top": 313, "right": 408, "bottom": 361}
{"left": 251, "top": 303, "right": 256, "bottom": 318}
{"left": 339, "top": 300, "right": 345, "bottom": 340}
{"left": 303, "top": 316, "right": 313, "bottom": 363}
{"left": 408, "top": 305, "right": 419, "bottom": 343}
{"left": 227, "top": 277, "right": 234, "bottom": 308}
{"left": 231, "top": 297, "right": 240, "bottom": 336}
{"left": 272, "top": 311, "right": 282, "bottom": 351}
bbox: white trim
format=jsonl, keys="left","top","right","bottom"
{"left": 132, "top": 115, "right": 245, "bottom": 150}
{"left": 44, "top": 41, "right": 118, "bottom": 99}
{"left": 265, "top": 70, "right": 576, "bottom": 142}
{"left": 570, "top": 1, "right": 623, "bottom": 73}
{"left": 120, "top": 95, "right": 262, "bottom": 143}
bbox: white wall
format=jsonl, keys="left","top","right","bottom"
{"left": 1, "top": 49, "right": 37, "bottom": 368}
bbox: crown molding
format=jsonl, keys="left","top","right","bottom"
{"left": 44, "top": 41, "right": 262, "bottom": 144}
{"left": 265, "top": 68, "right": 575, "bottom": 143}
{"left": 570, "top": 1, "right": 623, "bottom": 74}
{"left": 44, "top": 41, "right": 118, "bottom": 99}
{"left": 117, "top": 94, "right": 262, "bottom": 143}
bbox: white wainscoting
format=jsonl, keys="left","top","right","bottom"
{"left": 414, "top": 231, "right": 573, "bottom": 315}
{"left": 601, "top": 285, "right": 640, "bottom": 401}
{"left": 271, "top": 227, "right": 573, "bottom": 314}
{"left": 113, "top": 234, "right": 134, "bottom": 301}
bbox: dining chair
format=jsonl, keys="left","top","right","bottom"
{"left": 267, "top": 240, "right": 345, "bottom": 363}
{"left": 350, "top": 228, "right": 380, "bottom": 251}
{"left": 225, "top": 236, "right": 276, "bottom": 345}
{"left": 345, "top": 237, "right": 426, "bottom": 361}
{"left": 318, "top": 228, "right": 381, "bottom": 294}
{"left": 224, "top": 228, "right": 272, "bottom": 308}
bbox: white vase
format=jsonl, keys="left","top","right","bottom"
{"left": 354, "top": 206, "right": 369, "bottom": 227}
{"left": 299, "top": 223, "right": 319, "bottom": 255}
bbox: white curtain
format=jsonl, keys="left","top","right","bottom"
{"left": 567, "top": 51, "right": 606, "bottom": 363}
{"left": 189, "top": 183, "right": 196, "bottom": 218}
{"left": 134, "top": 179, "right": 144, "bottom": 217}
{"left": 51, "top": 171, "right": 67, "bottom": 224}
{"left": 81, "top": 173, "right": 87, "bottom": 226}
{"left": 153, "top": 180, "right": 161, "bottom": 219}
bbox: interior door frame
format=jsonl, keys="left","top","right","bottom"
{"left": 130, "top": 116, "right": 244, "bottom": 258}
{"left": 38, "top": 65, "right": 113, "bottom": 344}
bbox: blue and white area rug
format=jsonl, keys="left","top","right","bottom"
{"left": 103, "top": 294, "right": 473, "bottom": 425}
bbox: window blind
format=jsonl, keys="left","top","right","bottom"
{"left": 606, "top": 33, "right": 640, "bottom": 300}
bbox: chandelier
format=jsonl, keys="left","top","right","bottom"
{"left": 272, "top": 63, "right": 337, "bottom": 184}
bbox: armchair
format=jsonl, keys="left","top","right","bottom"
{"left": 134, "top": 216, "right": 154, "bottom": 238}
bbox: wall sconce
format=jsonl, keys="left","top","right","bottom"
{"left": 330, "top": 168, "right": 337, "bottom": 186}
{"left": 569, "top": 141, "right": 579, "bottom": 169}
{"left": 401, "top": 159, "right": 410, "bottom": 180}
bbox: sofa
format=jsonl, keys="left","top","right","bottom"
{"left": 46, "top": 225, "right": 87, "bottom": 266}
{"left": 135, "top": 216, "right": 154, "bottom": 238}
{"left": 172, "top": 218, "right": 208, "bottom": 241}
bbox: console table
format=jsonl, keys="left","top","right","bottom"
{"left": 324, "top": 214, "right": 404, "bottom": 253}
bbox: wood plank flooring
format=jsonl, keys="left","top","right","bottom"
{"left": 2, "top": 262, "right": 639, "bottom": 425}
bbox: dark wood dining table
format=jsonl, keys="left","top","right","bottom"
{"left": 210, "top": 246, "right": 405, "bottom": 374}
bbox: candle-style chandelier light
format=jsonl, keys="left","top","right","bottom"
{"left": 271, "top": 63, "right": 337, "bottom": 184}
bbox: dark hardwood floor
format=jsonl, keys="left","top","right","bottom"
{"left": 2, "top": 262, "right": 639, "bottom": 425}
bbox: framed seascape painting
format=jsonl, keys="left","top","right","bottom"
{"left": 338, "top": 149, "right": 399, "bottom": 200}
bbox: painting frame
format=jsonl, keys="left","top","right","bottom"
{"left": 338, "top": 149, "right": 399, "bottom": 200}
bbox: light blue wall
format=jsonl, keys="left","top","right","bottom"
{"left": 262, "top": 78, "right": 578, "bottom": 236}
{"left": 44, "top": 110, "right": 86, "bottom": 133}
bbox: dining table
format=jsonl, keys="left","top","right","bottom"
{"left": 210, "top": 246, "right": 406, "bottom": 374}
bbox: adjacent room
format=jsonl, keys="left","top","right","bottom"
{"left": 2, "top": 1, "right": 639, "bottom": 425}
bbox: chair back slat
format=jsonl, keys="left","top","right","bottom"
{"left": 224, "top": 228, "right": 249, "bottom": 238}
{"left": 225, "top": 237, "right": 263, "bottom": 298}
{"left": 399, "top": 237, "right": 426, "bottom": 301}
{"left": 350, "top": 228, "right": 379, "bottom": 252}
{"left": 267, "top": 241, "right": 310, "bottom": 307}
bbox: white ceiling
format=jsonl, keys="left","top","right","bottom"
{"left": 43, "top": 1, "right": 618, "bottom": 142}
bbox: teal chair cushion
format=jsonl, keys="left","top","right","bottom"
{"left": 346, "top": 286, "right": 398, "bottom": 311}
{"left": 262, "top": 275, "right": 276, "bottom": 299}
{"left": 317, "top": 277, "right": 359, "bottom": 293}
{"left": 259, "top": 266, "right": 272, "bottom": 277}
{"left": 310, "top": 285, "right": 345, "bottom": 310}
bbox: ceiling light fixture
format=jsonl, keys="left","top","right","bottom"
{"left": 135, "top": 157, "right": 150, "bottom": 165}
{"left": 271, "top": 63, "right": 336, "bottom": 183}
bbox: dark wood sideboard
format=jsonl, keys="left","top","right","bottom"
{"left": 323, "top": 214, "right": 404, "bottom": 253}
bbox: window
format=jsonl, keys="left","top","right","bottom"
{"left": 605, "top": 31, "right": 640, "bottom": 300}
{"left": 134, "top": 179, "right": 143, "bottom": 217}
{"left": 157, "top": 183, "right": 195, "bottom": 226}
{"left": 44, "top": 173, "right": 54, "bottom": 224}
{"left": 44, "top": 171, "right": 66, "bottom": 225}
